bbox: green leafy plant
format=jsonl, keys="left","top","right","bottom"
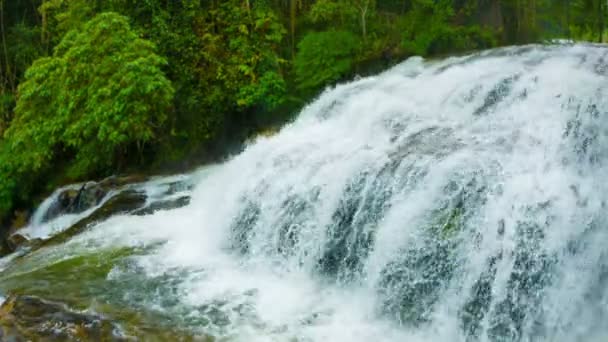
{"left": 294, "top": 30, "right": 359, "bottom": 91}
{"left": 0, "top": 12, "right": 173, "bottom": 218}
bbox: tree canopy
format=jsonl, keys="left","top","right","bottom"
{"left": 0, "top": 11, "right": 173, "bottom": 215}
{"left": 0, "top": 0, "right": 606, "bottom": 221}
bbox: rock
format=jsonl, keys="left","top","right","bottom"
{"left": 6, "top": 234, "right": 27, "bottom": 251}
{"left": 42, "top": 175, "right": 149, "bottom": 223}
{"left": 133, "top": 196, "right": 191, "bottom": 216}
{"left": 1, "top": 175, "right": 151, "bottom": 257}
{"left": 0, "top": 211, "right": 33, "bottom": 257}
{"left": 0, "top": 294, "right": 131, "bottom": 341}
{"left": 42, "top": 184, "right": 105, "bottom": 223}
{"left": 165, "top": 181, "right": 194, "bottom": 196}
{"left": 41, "top": 190, "right": 148, "bottom": 248}
{"left": 98, "top": 174, "right": 148, "bottom": 189}
{"left": 76, "top": 183, "right": 106, "bottom": 211}
{"left": 5, "top": 234, "right": 42, "bottom": 253}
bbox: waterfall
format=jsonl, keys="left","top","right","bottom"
{"left": 3, "top": 44, "right": 608, "bottom": 341}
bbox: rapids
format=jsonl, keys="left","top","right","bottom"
{"left": 2, "top": 44, "right": 608, "bottom": 341}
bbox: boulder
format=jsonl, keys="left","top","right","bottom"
{"left": 0, "top": 295, "right": 214, "bottom": 341}
{"left": 133, "top": 196, "right": 191, "bottom": 216}
{"left": 42, "top": 175, "right": 149, "bottom": 223}
{"left": 165, "top": 180, "right": 194, "bottom": 196}
{"left": 6, "top": 234, "right": 27, "bottom": 251}
{"left": 41, "top": 190, "right": 148, "bottom": 248}
{"left": 0, "top": 294, "right": 131, "bottom": 341}
{"left": 97, "top": 174, "right": 148, "bottom": 189}
{"left": 5, "top": 234, "right": 42, "bottom": 253}
{"left": 0, "top": 211, "right": 32, "bottom": 257}
{"left": 42, "top": 184, "right": 105, "bottom": 223}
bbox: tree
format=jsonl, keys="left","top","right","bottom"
{"left": 1, "top": 12, "right": 173, "bottom": 202}
{"left": 294, "top": 30, "right": 359, "bottom": 91}
{"left": 309, "top": 0, "right": 375, "bottom": 40}
{"left": 400, "top": 0, "right": 455, "bottom": 55}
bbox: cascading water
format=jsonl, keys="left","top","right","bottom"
{"left": 1, "top": 44, "right": 608, "bottom": 341}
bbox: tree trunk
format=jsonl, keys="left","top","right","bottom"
{"left": 355, "top": 0, "right": 369, "bottom": 42}
{"left": 480, "top": 0, "right": 503, "bottom": 30}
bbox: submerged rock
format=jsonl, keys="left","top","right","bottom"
{"left": 165, "top": 180, "right": 194, "bottom": 196}
{"left": 0, "top": 295, "right": 130, "bottom": 341}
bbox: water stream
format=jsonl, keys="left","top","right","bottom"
{"left": 1, "top": 44, "right": 608, "bottom": 341}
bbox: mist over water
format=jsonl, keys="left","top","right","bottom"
{"left": 5, "top": 44, "right": 608, "bottom": 341}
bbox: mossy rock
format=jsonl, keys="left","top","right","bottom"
{"left": 0, "top": 248, "right": 214, "bottom": 341}
{"left": 132, "top": 196, "right": 190, "bottom": 216}
{"left": 43, "top": 175, "right": 149, "bottom": 223}
{"left": 38, "top": 190, "right": 147, "bottom": 249}
{"left": 0, "top": 294, "right": 129, "bottom": 341}
{"left": 3, "top": 190, "right": 147, "bottom": 255}
{"left": 0, "top": 294, "right": 214, "bottom": 341}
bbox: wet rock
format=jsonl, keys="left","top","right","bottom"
{"left": 133, "top": 196, "right": 191, "bottom": 216}
{"left": 5, "top": 234, "right": 42, "bottom": 253}
{"left": 165, "top": 181, "right": 194, "bottom": 196}
{"left": 6, "top": 234, "right": 28, "bottom": 251}
{"left": 42, "top": 175, "right": 149, "bottom": 223}
{"left": 0, "top": 294, "right": 131, "bottom": 341}
{"left": 0, "top": 211, "right": 32, "bottom": 256}
{"left": 98, "top": 174, "right": 148, "bottom": 189}
{"left": 42, "top": 190, "right": 147, "bottom": 248}
{"left": 42, "top": 184, "right": 103, "bottom": 223}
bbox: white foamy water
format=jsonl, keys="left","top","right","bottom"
{"left": 3, "top": 44, "right": 608, "bottom": 341}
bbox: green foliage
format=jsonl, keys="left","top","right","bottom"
{"left": 6, "top": 23, "right": 45, "bottom": 81}
{"left": 294, "top": 30, "right": 359, "bottom": 91}
{"left": 39, "top": 0, "right": 97, "bottom": 44}
{"left": 428, "top": 26, "right": 499, "bottom": 55}
{"left": 0, "top": 12, "right": 173, "bottom": 218}
{"left": 212, "top": 2, "right": 287, "bottom": 110}
{"left": 0, "top": 92, "right": 13, "bottom": 134}
{"left": 309, "top": 0, "right": 358, "bottom": 26}
{"left": 105, "top": 0, "right": 287, "bottom": 147}
{"left": 400, "top": 0, "right": 455, "bottom": 55}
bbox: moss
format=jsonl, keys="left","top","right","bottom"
{"left": 0, "top": 247, "right": 139, "bottom": 301}
{"left": 440, "top": 205, "right": 464, "bottom": 238}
